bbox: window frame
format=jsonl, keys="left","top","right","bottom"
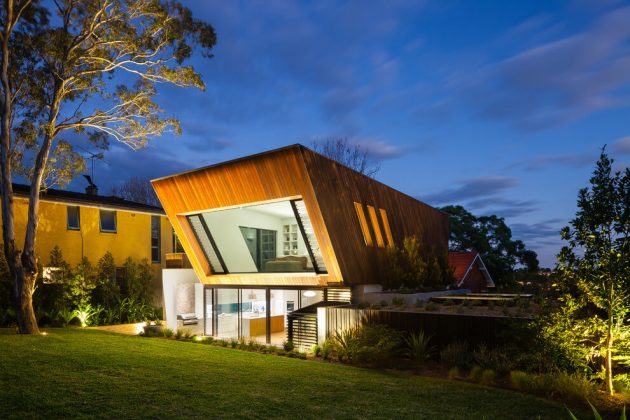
{"left": 66, "top": 206, "right": 80, "bottom": 231}
{"left": 151, "top": 215, "right": 161, "bottom": 264}
{"left": 99, "top": 209, "right": 117, "bottom": 233}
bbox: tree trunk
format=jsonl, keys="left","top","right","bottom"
{"left": 605, "top": 315, "right": 614, "bottom": 395}
{"left": 0, "top": 0, "right": 40, "bottom": 334}
{"left": 14, "top": 267, "right": 39, "bottom": 333}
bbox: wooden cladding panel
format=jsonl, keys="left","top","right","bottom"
{"left": 152, "top": 147, "right": 340, "bottom": 286}
{"left": 302, "top": 148, "right": 449, "bottom": 286}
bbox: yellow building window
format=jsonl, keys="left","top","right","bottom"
{"left": 367, "top": 205, "right": 385, "bottom": 248}
{"left": 354, "top": 202, "right": 373, "bottom": 246}
{"left": 100, "top": 210, "right": 117, "bottom": 233}
{"left": 67, "top": 206, "right": 80, "bottom": 230}
{"left": 151, "top": 216, "right": 161, "bottom": 263}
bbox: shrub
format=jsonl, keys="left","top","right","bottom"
{"left": 613, "top": 374, "right": 630, "bottom": 394}
{"left": 448, "top": 366, "right": 460, "bottom": 379}
{"left": 162, "top": 328, "right": 174, "bottom": 338}
{"left": 283, "top": 340, "right": 294, "bottom": 352}
{"left": 321, "top": 339, "right": 334, "bottom": 360}
{"left": 488, "top": 301, "right": 495, "bottom": 310}
{"left": 509, "top": 370, "right": 529, "bottom": 390}
{"left": 440, "top": 341, "right": 473, "bottom": 370}
{"left": 229, "top": 339, "right": 238, "bottom": 348}
{"left": 57, "top": 307, "right": 76, "bottom": 326}
{"left": 370, "top": 303, "right": 381, "bottom": 310}
{"left": 442, "top": 299, "right": 455, "bottom": 306}
{"left": 469, "top": 365, "right": 482, "bottom": 381}
{"left": 508, "top": 371, "right": 598, "bottom": 405}
{"left": 356, "top": 302, "right": 370, "bottom": 309}
{"left": 311, "top": 345, "right": 322, "bottom": 357}
{"left": 403, "top": 330, "right": 434, "bottom": 366}
{"left": 74, "top": 303, "right": 95, "bottom": 327}
{"left": 415, "top": 299, "right": 424, "bottom": 308}
{"left": 380, "top": 300, "right": 388, "bottom": 308}
{"left": 175, "top": 329, "right": 183, "bottom": 340}
{"left": 473, "top": 344, "right": 515, "bottom": 376}
{"left": 392, "top": 297, "right": 404, "bottom": 307}
{"left": 425, "top": 302, "right": 439, "bottom": 311}
{"left": 480, "top": 369, "right": 496, "bottom": 385}
{"left": 332, "top": 324, "right": 401, "bottom": 365}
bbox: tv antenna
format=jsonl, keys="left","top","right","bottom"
{"left": 77, "top": 146, "right": 108, "bottom": 184}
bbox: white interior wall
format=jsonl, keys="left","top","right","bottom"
{"left": 162, "top": 269, "right": 199, "bottom": 331}
{"left": 203, "top": 207, "right": 285, "bottom": 272}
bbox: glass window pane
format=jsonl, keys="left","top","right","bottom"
{"left": 216, "top": 289, "right": 238, "bottom": 339}
{"left": 151, "top": 216, "right": 161, "bottom": 263}
{"left": 187, "top": 215, "right": 225, "bottom": 274}
{"left": 191, "top": 199, "right": 326, "bottom": 274}
{"left": 67, "top": 206, "right": 80, "bottom": 230}
{"left": 241, "top": 288, "right": 267, "bottom": 344}
{"left": 204, "top": 288, "right": 213, "bottom": 336}
{"left": 100, "top": 210, "right": 116, "bottom": 232}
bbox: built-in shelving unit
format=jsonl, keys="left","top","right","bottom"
{"left": 282, "top": 223, "right": 299, "bottom": 256}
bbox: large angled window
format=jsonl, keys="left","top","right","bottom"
{"left": 187, "top": 199, "right": 327, "bottom": 274}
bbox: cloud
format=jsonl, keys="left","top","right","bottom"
{"left": 457, "top": 6, "right": 630, "bottom": 130}
{"left": 611, "top": 135, "right": 630, "bottom": 155}
{"left": 511, "top": 219, "right": 564, "bottom": 242}
{"left": 421, "top": 176, "right": 518, "bottom": 205}
{"left": 467, "top": 197, "right": 539, "bottom": 218}
{"left": 356, "top": 139, "right": 403, "bottom": 159}
{"left": 508, "top": 153, "right": 594, "bottom": 171}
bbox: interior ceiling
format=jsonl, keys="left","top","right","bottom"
{"left": 243, "top": 201, "right": 295, "bottom": 219}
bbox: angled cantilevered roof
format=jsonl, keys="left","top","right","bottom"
{"left": 152, "top": 144, "right": 449, "bottom": 287}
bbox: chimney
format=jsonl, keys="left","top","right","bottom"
{"left": 83, "top": 175, "right": 98, "bottom": 196}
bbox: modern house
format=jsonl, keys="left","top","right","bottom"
{"left": 448, "top": 251, "right": 495, "bottom": 292}
{"left": 153, "top": 144, "right": 449, "bottom": 345}
{"left": 3, "top": 183, "right": 175, "bottom": 303}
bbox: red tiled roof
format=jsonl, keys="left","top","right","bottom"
{"left": 448, "top": 251, "right": 478, "bottom": 282}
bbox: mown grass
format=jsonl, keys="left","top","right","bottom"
{"left": 0, "top": 328, "right": 582, "bottom": 419}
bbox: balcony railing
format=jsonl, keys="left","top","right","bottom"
{"left": 165, "top": 253, "right": 192, "bottom": 269}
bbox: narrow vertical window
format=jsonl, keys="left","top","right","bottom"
{"left": 99, "top": 210, "right": 117, "bottom": 233}
{"left": 151, "top": 216, "right": 161, "bottom": 263}
{"left": 67, "top": 206, "right": 80, "bottom": 230}
{"left": 367, "top": 205, "right": 385, "bottom": 248}
{"left": 172, "top": 229, "right": 184, "bottom": 253}
{"left": 354, "top": 202, "right": 373, "bottom": 246}
{"left": 379, "top": 208, "right": 394, "bottom": 246}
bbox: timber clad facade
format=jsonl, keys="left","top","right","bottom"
{"left": 152, "top": 144, "right": 449, "bottom": 289}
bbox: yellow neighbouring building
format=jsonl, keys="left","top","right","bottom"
{"left": 3, "top": 184, "right": 177, "bottom": 304}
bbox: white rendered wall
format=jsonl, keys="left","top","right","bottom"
{"left": 162, "top": 269, "right": 199, "bottom": 331}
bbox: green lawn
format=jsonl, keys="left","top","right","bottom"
{"left": 0, "top": 329, "right": 579, "bottom": 419}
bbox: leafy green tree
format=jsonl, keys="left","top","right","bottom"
{"left": 66, "top": 257, "right": 96, "bottom": 308}
{"left": 383, "top": 236, "right": 453, "bottom": 290}
{"left": 551, "top": 150, "right": 630, "bottom": 395}
{"left": 441, "top": 205, "right": 539, "bottom": 286}
{"left": 93, "top": 252, "right": 119, "bottom": 308}
{"left": 0, "top": 0, "right": 215, "bottom": 333}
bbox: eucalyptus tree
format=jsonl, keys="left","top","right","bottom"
{"left": 0, "top": 0, "right": 215, "bottom": 333}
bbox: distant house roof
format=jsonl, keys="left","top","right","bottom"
{"left": 448, "top": 251, "right": 495, "bottom": 289}
{"left": 12, "top": 184, "right": 165, "bottom": 215}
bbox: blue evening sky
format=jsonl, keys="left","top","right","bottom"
{"left": 83, "top": 0, "right": 630, "bottom": 267}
